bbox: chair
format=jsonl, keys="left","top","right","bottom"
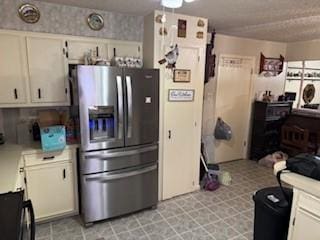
{"left": 280, "top": 125, "right": 310, "bottom": 156}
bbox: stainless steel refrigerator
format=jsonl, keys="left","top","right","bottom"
{"left": 72, "top": 66, "right": 159, "bottom": 225}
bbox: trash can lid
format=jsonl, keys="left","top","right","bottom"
{"left": 253, "top": 187, "right": 293, "bottom": 216}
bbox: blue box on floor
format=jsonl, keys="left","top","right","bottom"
{"left": 40, "top": 125, "right": 66, "bottom": 152}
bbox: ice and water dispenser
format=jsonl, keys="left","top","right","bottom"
{"left": 88, "top": 106, "right": 115, "bottom": 141}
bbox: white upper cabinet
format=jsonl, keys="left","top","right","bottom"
{"left": 66, "top": 40, "right": 107, "bottom": 62}
{"left": 108, "top": 42, "right": 142, "bottom": 59}
{"left": 0, "top": 34, "right": 28, "bottom": 104}
{"left": 26, "top": 36, "right": 69, "bottom": 104}
{"left": 0, "top": 30, "right": 142, "bottom": 108}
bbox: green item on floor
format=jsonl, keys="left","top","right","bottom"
{"left": 218, "top": 171, "right": 232, "bottom": 186}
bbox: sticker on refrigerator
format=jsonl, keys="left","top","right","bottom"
{"left": 145, "top": 97, "right": 152, "bottom": 103}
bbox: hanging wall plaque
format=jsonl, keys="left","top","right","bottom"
{"left": 174, "top": 69, "right": 191, "bottom": 82}
{"left": 178, "top": 19, "right": 187, "bottom": 38}
{"left": 197, "top": 19, "right": 205, "bottom": 27}
{"left": 168, "top": 89, "right": 194, "bottom": 102}
{"left": 196, "top": 31, "right": 204, "bottom": 39}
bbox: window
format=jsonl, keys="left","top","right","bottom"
{"left": 285, "top": 61, "right": 320, "bottom": 109}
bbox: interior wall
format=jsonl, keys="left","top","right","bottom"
{"left": 202, "top": 34, "right": 287, "bottom": 163}
{"left": 0, "top": 107, "right": 69, "bottom": 144}
{"left": 286, "top": 39, "right": 320, "bottom": 61}
{"left": 0, "top": 0, "right": 144, "bottom": 42}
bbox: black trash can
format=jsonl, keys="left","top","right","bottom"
{"left": 253, "top": 187, "right": 293, "bottom": 240}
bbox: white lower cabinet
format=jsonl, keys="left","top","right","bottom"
{"left": 291, "top": 208, "right": 320, "bottom": 240}
{"left": 289, "top": 191, "right": 320, "bottom": 240}
{"left": 23, "top": 148, "right": 78, "bottom": 222}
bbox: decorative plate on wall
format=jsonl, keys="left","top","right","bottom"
{"left": 303, "top": 84, "right": 315, "bottom": 104}
{"left": 87, "top": 13, "right": 104, "bottom": 31}
{"left": 18, "top": 3, "right": 40, "bottom": 24}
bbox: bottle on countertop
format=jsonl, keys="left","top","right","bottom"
{"left": 32, "top": 121, "right": 41, "bottom": 141}
{"left": 66, "top": 117, "right": 76, "bottom": 144}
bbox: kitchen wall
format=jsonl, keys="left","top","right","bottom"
{"left": 0, "top": 0, "right": 144, "bottom": 42}
{"left": 202, "top": 34, "right": 287, "bottom": 162}
{"left": 1, "top": 107, "right": 69, "bottom": 144}
{"left": 286, "top": 39, "right": 320, "bottom": 61}
{"left": 0, "top": 0, "right": 145, "bottom": 140}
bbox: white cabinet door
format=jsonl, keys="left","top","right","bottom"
{"left": 67, "top": 40, "right": 107, "bottom": 62}
{"left": 162, "top": 46, "right": 202, "bottom": 199}
{"left": 25, "top": 162, "right": 75, "bottom": 220}
{"left": 214, "top": 56, "right": 254, "bottom": 163}
{"left": 108, "top": 42, "right": 141, "bottom": 58}
{"left": 26, "top": 37, "right": 68, "bottom": 104}
{"left": 292, "top": 208, "right": 320, "bottom": 240}
{"left": 0, "top": 34, "right": 27, "bottom": 104}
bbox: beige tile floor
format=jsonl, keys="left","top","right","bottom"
{"left": 35, "top": 160, "right": 278, "bottom": 240}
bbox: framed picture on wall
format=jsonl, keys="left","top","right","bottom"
{"left": 178, "top": 19, "right": 187, "bottom": 38}
{"left": 173, "top": 69, "right": 191, "bottom": 83}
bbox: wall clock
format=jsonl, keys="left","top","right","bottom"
{"left": 18, "top": 3, "right": 40, "bottom": 24}
{"left": 87, "top": 13, "right": 104, "bottom": 31}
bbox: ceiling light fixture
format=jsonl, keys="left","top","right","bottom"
{"left": 161, "top": 0, "right": 195, "bottom": 9}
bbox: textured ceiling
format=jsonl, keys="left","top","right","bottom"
{"left": 39, "top": 0, "right": 320, "bottom": 42}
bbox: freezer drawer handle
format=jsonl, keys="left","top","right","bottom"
{"left": 84, "top": 145, "right": 158, "bottom": 160}
{"left": 43, "top": 156, "right": 55, "bottom": 160}
{"left": 85, "top": 164, "right": 157, "bottom": 182}
{"left": 116, "top": 76, "right": 124, "bottom": 139}
{"left": 125, "top": 76, "right": 133, "bottom": 138}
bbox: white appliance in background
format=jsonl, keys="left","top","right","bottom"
{"left": 71, "top": 65, "right": 159, "bottom": 225}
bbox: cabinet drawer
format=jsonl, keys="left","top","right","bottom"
{"left": 24, "top": 149, "right": 72, "bottom": 167}
{"left": 299, "top": 192, "right": 320, "bottom": 218}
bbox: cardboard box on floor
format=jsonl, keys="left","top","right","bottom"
{"left": 38, "top": 110, "right": 61, "bottom": 127}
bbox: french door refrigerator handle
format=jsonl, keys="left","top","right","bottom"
{"left": 84, "top": 144, "right": 158, "bottom": 159}
{"left": 125, "top": 76, "right": 133, "bottom": 138}
{"left": 84, "top": 164, "right": 157, "bottom": 182}
{"left": 116, "top": 76, "right": 124, "bottom": 139}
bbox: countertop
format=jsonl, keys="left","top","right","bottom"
{"left": 0, "top": 143, "right": 78, "bottom": 194}
{"left": 274, "top": 161, "right": 320, "bottom": 199}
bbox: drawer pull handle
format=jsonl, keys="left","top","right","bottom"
{"left": 43, "top": 156, "right": 55, "bottom": 160}
{"left": 14, "top": 88, "right": 18, "bottom": 99}
{"left": 38, "top": 88, "right": 41, "bottom": 99}
{"left": 63, "top": 169, "right": 66, "bottom": 179}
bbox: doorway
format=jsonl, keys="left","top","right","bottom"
{"left": 214, "top": 55, "right": 254, "bottom": 163}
